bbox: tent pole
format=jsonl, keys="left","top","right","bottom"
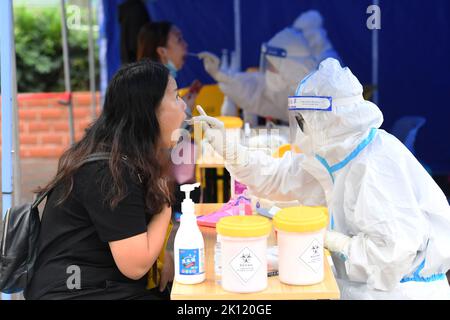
{"left": 233, "top": 0, "right": 241, "bottom": 71}
{"left": 87, "top": 0, "right": 97, "bottom": 121}
{"left": 11, "top": 9, "right": 22, "bottom": 208}
{"left": 98, "top": 0, "right": 107, "bottom": 108}
{"left": 60, "top": 0, "right": 75, "bottom": 145}
{"left": 372, "top": 0, "right": 380, "bottom": 105}
{"left": 234, "top": 0, "right": 257, "bottom": 126}
{"left": 0, "top": 0, "right": 16, "bottom": 301}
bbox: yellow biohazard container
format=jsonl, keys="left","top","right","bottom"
{"left": 217, "top": 216, "right": 271, "bottom": 293}
{"left": 273, "top": 206, "right": 328, "bottom": 285}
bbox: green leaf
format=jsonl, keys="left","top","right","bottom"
{"left": 14, "top": 5, "right": 99, "bottom": 93}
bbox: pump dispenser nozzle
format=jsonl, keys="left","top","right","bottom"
{"left": 180, "top": 183, "right": 200, "bottom": 216}
{"left": 180, "top": 183, "right": 200, "bottom": 201}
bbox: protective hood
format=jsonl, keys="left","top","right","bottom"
{"left": 262, "top": 27, "right": 316, "bottom": 93}
{"left": 293, "top": 10, "right": 323, "bottom": 30}
{"left": 293, "top": 10, "right": 340, "bottom": 63}
{"left": 289, "top": 58, "right": 383, "bottom": 165}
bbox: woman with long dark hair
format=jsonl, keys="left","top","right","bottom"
{"left": 137, "top": 21, "right": 202, "bottom": 213}
{"left": 25, "top": 60, "right": 185, "bottom": 299}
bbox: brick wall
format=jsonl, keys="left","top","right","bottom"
{"left": 0, "top": 92, "right": 101, "bottom": 158}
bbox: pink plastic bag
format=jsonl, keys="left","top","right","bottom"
{"left": 196, "top": 196, "right": 252, "bottom": 228}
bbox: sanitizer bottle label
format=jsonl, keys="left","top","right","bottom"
{"left": 178, "top": 248, "right": 205, "bottom": 275}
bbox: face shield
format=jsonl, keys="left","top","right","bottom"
{"left": 288, "top": 94, "right": 332, "bottom": 155}
{"left": 260, "top": 43, "right": 289, "bottom": 92}
{"left": 260, "top": 46, "right": 315, "bottom": 93}
{"left": 259, "top": 31, "right": 316, "bottom": 93}
{"left": 260, "top": 43, "right": 287, "bottom": 74}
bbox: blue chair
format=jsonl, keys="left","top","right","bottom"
{"left": 390, "top": 116, "right": 426, "bottom": 155}
{"left": 390, "top": 116, "right": 433, "bottom": 175}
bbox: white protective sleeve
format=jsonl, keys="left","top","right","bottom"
{"left": 341, "top": 159, "right": 429, "bottom": 291}
{"left": 218, "top": 72, "right": 290, "bottom": 122}
{"left": 226, "top": 149, "right": 326, "bottom": 206}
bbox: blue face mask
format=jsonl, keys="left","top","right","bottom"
{"left": 165, "top": 60, "right": 178, "bottom": 78}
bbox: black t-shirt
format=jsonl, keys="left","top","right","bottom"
{"left": 25, "top": 161, "right": 166, "bottom": 300}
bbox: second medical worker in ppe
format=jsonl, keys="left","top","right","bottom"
{"left": 198, "top": 10, "right": 338, "bottom": 122}
{"left": 192, "top": 58, "right": 450, "bottom": 299}
{"left": 292, "top": 10, "right": 340, "bottom": 63}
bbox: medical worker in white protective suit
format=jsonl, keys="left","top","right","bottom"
{"left": 192, "top": 58, "right": 450, "bottom": 299}
{"left": 198, "top": 10, "right": 339, "bottom": 122}
{"left": 293, "top": 10, "right": 340, "bottom": 63}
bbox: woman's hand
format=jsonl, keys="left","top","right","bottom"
{"left": 182, "top": 92, "right": 197, "bottom": 111}
{"left": 159, "top": 250, "right": 174, "bottom": 292}
{"left": 109, "top": 205, "right": 172, "bottom": 281}
{"left": 182, "top": 80, "right": 202, "bottom": 110}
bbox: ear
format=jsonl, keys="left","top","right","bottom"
{"left": 157, "top": 47, "right": 168, "bottom": 64}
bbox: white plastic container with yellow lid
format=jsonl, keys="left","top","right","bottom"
{"left": 273, "top": 206, "right": 328, "bottom": 285}
{"left": 217, "top": 215, "right": 271, "bottom": 293}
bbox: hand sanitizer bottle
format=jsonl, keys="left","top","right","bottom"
{"left": 174, "top": 183, "right": 205, "bottom": 284}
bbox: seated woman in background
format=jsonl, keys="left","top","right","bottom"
{"left": 137, "top": 21, "right": 202, "bottom": 112}
{"left": 137, "top": 21, "right": 201, "bottom": 213}
{"left": 25, "top": 61, "right": 184, "bottom": 300}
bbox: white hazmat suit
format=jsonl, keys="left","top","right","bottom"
{"left": 199, "top": 10, "right": 338, "bottom": 122}
{"left": 193, "top": 58, "right": 450, "bottom": 299}
{"left": 293, "top": 10, "right": 340, "bottom": 63}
